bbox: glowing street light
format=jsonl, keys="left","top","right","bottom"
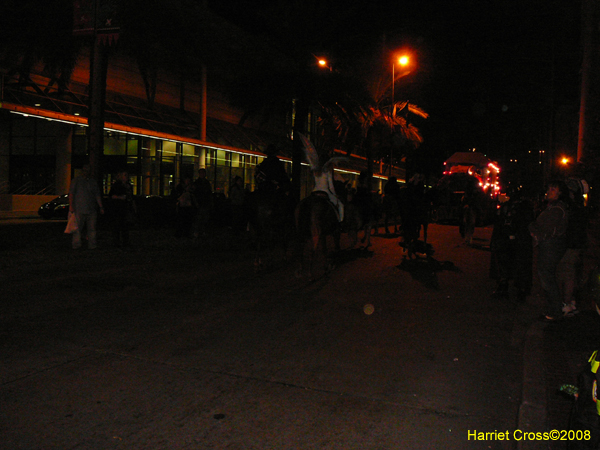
{"left": 392, "top": 55, "right": 410, "bottom": 108}
{"left": 561, "top": 156, "right": 570, "bottom": 165}
{"left": 316, "top": 57, "right": 332, "bottom": 71}
{"left": 390, "top": 54, "right": 412, "bottom": 175}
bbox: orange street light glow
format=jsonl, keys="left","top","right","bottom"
{"left": 399, "top": 56, "right": 409, "bottom": 66}
{"left": 318, "top": 59, "right": 327, "bottom": 67}
{"left": 561, "top": 157, "right": 569, "bottom": 165}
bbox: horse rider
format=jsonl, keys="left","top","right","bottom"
{"left": 312, "top": 163, "right": 344, "bottom": 222}
{"left": 298, "top": 133, "right": 346, "bottom": 223}
{"left": 255, "top": 144, "right": 291, "bottom": 195}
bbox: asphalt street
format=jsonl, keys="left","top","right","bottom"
{"left": 0, "top": 220, "right": 574, "bottom": 449}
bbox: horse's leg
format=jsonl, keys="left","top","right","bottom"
{"left": 305, "top": 212, "right": 321, "bottom": 279}
{"left": 348, "top": 224, "right": 358, "bottom": 249}
{"left": 333, "top": 227, "right": 341, "bottom": 252}
{"left": 254, "top": 233, "right": 262, "bottom": 272}
{"left": 364, "top": 222, "right": 372, "bottom": 247}
{"left": 386, "top": 210, "right": 393, "bottom": 234}
{"left": 324, "top": 233, "right": 335, "bottom": 272}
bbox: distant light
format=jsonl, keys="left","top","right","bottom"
{"left": 318, "top": 59, "right": 327, "bottom": 67}
{"left": 488, "top": 162, "right": 500, "bottom": 172}
{"left": 399, "top": 56, "right": 409, "bottom": 66}
{"left": 561, "top": 157, "right": 569, "bottom": 165}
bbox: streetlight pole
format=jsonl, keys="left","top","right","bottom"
{"left": 390, "top": 55, "right": 409, "bottom": 176}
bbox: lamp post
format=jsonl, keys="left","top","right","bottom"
{"left": 392, "top": 55, "right": 409, "bottom": 109}
{"left": 390, "top": 55, "right": 410, "bottom": 175}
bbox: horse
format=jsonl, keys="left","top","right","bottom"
{"left": 246, "top": 188, "right": 295, "bottom": 271}
{"left": 345, "top": 187, "right": 379, "bottom": 248}
{"left": 295, "top": 192, "right": 342, "bottom": 279}
{"left": 398, "top": 185, "right": 431, "bottom": 259}
{"left": 382, "top": 193, "right": 401, "bottom": 235}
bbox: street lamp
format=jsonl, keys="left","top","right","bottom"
{"left": 392, "top": 55, "right": 410, "bottom": 109}
{"left": 390, "top": 55, "right": 410, "bottom": 175}
{"left": 316, "top": 56, "right": 332, "bottom": 72}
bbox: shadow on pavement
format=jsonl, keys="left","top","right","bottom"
{"left": 396, "top": 256, "right": 461, "bottom": 290}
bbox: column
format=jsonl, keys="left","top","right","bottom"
{"left": 55, "top": 124, "right": 73, "bottom": 195}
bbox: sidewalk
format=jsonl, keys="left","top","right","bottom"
{"left": 519, "top": 220, "right": 600, "bottom": 450}
{"left": 0, "top": 210, "right": 45, "bottom": 224}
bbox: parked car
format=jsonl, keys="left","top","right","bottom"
{"left": 38, "top": 194, "right": 69, "bottom": 219}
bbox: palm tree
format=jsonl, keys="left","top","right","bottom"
{"left": 317, "top": 65, "right": 428, "bottom": 187}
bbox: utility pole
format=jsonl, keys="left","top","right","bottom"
{"left": 577, "top": 0, "right": 596, "bottom": 162}
{"left": 87, "top": 30, "right": 109, "bottom": 181}
{"left": 74, "top": 0, "right": 119, "bottom": 181}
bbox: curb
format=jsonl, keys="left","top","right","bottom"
{"left": 518, "top": 320, "right": 547, "bottom": 450}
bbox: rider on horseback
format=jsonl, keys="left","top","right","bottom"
{"left": 298, "top": 133, "right": 347, "bottom": 223}
{"left": 255, "top": 144, "right": 291, "bottom": 195}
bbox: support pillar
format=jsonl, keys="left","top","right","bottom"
{"left": 0, "top": 123, "right": 9, "bottom": 191}
{"left": 142, "top": 138, "right": 152, "bottom": 196}
{"left": 55, "top": 124, "right": 73, "bottom": 195}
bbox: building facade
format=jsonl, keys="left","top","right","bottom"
{"left": 0, "top": 27, "right": 402, "bottom": 213}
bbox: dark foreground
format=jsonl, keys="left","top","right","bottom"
{"left": 0, "top": 220, "right": 597, "bottom": 449}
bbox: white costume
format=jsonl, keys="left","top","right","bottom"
{"left": 298, "top": 133, "right": 346, "bottom": 222}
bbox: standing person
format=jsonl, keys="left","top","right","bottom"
{"left": 529, "top": 180, "right": 569, "bottom": 322}
{"left": 558, "top": 178, "right": 589, "bottom": 316}
{"left": 68, "top": 163, "right": 104, "bottom": 249}
{"left": 109, "top": 170, "right": 136, "bottom": 248}
{"left": 383, "top": 176, "right": 401, "bottom": 234}
{"left": 229, "top": 176, "right": 247, "bottom": 233}
{"left": 489, "top": 188, "right": 534, "bottom": 301}
{"left": 192, "top": 168, "right": 213, "bottom": 239}
{"left": 459, "top": 182, "right": 478, "bottom": 245}
{"left": 174, "top": 178, "right": 197, "bottom": 238}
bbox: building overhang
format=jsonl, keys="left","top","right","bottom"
{"left": 1, "top": 102, "right": 394, "bottom": 181}
{"left": 1, "top": 101, "right": 268, "bottom": 158}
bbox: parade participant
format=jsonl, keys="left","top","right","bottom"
{"left": 298, "top": 133, "right": 346, "bottom": 222}
{"left": 255, "top": 144, "right": 291, "bottom": 195}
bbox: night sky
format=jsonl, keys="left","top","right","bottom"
{"left": 209, "top": 0, "right": 583, "bottom": 183}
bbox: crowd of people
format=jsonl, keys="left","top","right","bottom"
{"left": 66, "top": 157, "right": 593, "bottom": 328}
{"left": 489, "top": 176, "right": 590, "bottom": 323}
